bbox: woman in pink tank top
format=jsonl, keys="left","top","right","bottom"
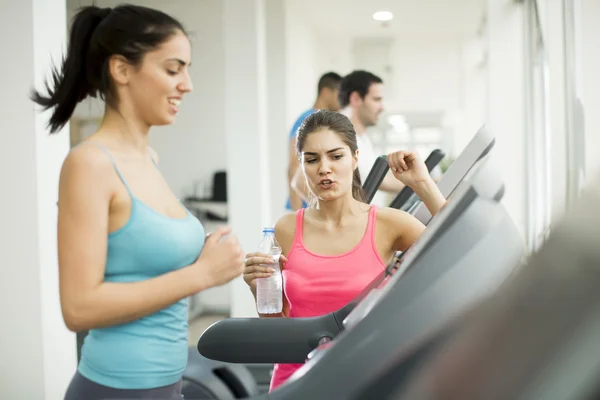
{"left": 242, "top": 110, "right": 447, "bottom": 392}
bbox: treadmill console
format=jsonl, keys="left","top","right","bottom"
{"left": 412, "top": 126, "right": 494, "bottom": 225}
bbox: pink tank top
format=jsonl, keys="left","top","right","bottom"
{"left": 269, "top": 206, "right": 386, "bottom": 392}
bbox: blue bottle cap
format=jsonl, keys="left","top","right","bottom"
{"left": 262, "top": 227, "right": 275, "bottom": 233}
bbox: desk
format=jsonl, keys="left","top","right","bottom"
{"left": 184, "top": 199, "right": 228, "bottom": 222}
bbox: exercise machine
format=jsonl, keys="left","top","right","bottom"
{"left": 198, "top": 144, "right": 524, "bottom": 399}
{"left": 387, "top": 175, "right": 600, "bottom": 399}
{"left": 411, "top": 126, "right": 494, "bottom": 225}
{"left": 362, "top": 154, "right": 392, "bottom": 204}
{"left": 197, "top": 127, "right": 497, "bottom": 365}
{"left": 195, "top": 127, "right": 517, "bottom": 398}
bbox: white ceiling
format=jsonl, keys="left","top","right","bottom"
{"left": 293, "top": 0, "right": 486, "bottom": 41}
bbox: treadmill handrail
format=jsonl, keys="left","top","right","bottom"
{"left": 197, "top": 313, "right": 343, "bottom": 364}
{"left": 362, "top": 155, "right": 389, "bottom": 204}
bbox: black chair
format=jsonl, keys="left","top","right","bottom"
{"left": 184, "top": 171, "right": 228, "bottom": 221}
{"left": 186, "top": 171, "right": 227, "bottom": 203}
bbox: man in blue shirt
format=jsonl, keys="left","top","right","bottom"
{"left": 287, "top": 72, "right": 342, "bottom": 210}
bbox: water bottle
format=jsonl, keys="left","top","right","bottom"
{"left": 255, "top": 227, "right": 283, "bottom": 314}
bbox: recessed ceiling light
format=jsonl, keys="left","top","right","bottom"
{"left": 373, "top": 11, "right": 393, "bottom": 22}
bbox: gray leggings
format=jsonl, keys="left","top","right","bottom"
{"left": 64, "top": 371, "right": 183, "bottom": 400}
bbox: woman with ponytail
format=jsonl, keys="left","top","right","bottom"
{"left": 242, "top": 109, "right": 447, "bottom": 391}
{"left": 32, "top": 4, "right": 246, "bottom": 399}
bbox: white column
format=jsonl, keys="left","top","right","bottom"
{"left": 540, "top": 0, "right": 569, "bottom": 219}
{"left": 0, "top": 0, "right": 76, "bottom": 398}
{"left": 266, "top": 0, "right": 288, "bottom": 221}
{"left": 486, "top": 0, "right": 527, "bottom": 237}
{"left": 224, "top": 0, "right": 271, "bottom": 318}
{"left": 580, "top": 0, "right": 600, "bottom": 179}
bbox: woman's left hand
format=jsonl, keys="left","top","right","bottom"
{"left": 388, "top": 150, "right": 431, "bottom": 188}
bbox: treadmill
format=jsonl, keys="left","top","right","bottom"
{"left": 197, "top": 126, "right": 497, "bottom": 366}
{"left": 197, "top": 128, "right": 522, "bottom": 399}
{"left": 393, "top": 175, "right": 600, "bottom": 400}
{"left": 246, "top": 149, "right": 523, "bottom": 399}
{"left": 410, "top": 126, "right": 494, "bottom": 225}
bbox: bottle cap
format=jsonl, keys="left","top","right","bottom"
{"left": 262, "top": 227, "right": 275, "bottom": 233}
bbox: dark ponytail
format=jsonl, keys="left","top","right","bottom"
{"left": 295, "top": 109, "right": 367, "bottom": 204}
{"left": 31, "top": 5, "right": 186, "bottom": 134}
{"left": 31, "top": 6, "right": 109, "bottom": 134}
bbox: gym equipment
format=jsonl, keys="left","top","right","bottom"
{"left": 391, "top": 175, "right": 600, "bottom": 400}
{"left": 182, "top": 348, "right": 259, "bottom": 399}
{"left": 197, "top": 127, "right": 497, "bottom": 367}
{"left": 362, "top": 155, "right": 390, "bottom": 204}
{"left": 388, "top": 149, "right": 446, "bottom": 211}
{"left": 181, "top": 154, "right": 391, "bottom": 399}
{"left": 216, "top": 144, "right": 524, "bottom": 399}
{"left": 411, "top": 126, "right": 494, "bottom": 225}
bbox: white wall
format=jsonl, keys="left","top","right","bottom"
{"left": 1, "top": 0, "right": 76, "bottom": 398}
{"left": 284, "top": 0, "right": 320, "bottom": 128}
{"left": 314, "top": 33, "right": 354, "bottom": 77}
{"left": 580, "top": 0, "right": 600, "bottom": 180}
{"left": 266, "top": 0, "right": 290, "bottom": 220}
{"left": 387, "top": 38, "right": 463, "bottom": 114}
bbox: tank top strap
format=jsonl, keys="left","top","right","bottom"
{"left": 367, "top": 205, "right": 379, "bottom": 248}
{"left": 289, "top": 208, "right": 305, "bottom": 251}
{"left": 88, "top": 142, "right": 134, "bottom": 199}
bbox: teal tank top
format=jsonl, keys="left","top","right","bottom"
{"left": 77, "top": 144, "right": 206, "bottom": 389}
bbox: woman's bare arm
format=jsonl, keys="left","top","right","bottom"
{"left": 57, "top": 146, "right": 213, "bottom": 332}
{"left": 411, "top": 179, "right": 447, "bottom": 217}
{"left": 377, "top": 208, "right": 427, "bottom": 253}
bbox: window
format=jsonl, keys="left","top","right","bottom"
{"left": 525, "top": 0, "right": 553, "bottom": 251}
{"left": 368, "top": 112, "right": 452, "bottom": 170}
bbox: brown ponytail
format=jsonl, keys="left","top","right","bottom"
{"left": 352, "top": 167, "right": 366, "bottom": 202}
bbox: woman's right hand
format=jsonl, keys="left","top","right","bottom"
{"left": 194, "top": 226, "right": 245, "bottom": 288}
{"left": 243, "top": 252, "right": 288, "bottom": 293}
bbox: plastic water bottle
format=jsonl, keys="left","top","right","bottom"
{"left": 255, "top": 227, "right": 283, "bottom": 314}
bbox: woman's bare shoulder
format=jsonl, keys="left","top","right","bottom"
{"left": 375, "top": 206, "right": 426, "bottom": 251}
{"left": 60, "top": 142, "right": 116, "bottom": 186}
{"left": 274, "top": 211, "right": 299, "bottom": 253}
{"left": 375, "top": 206, "right": 413, "bottom": 223}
